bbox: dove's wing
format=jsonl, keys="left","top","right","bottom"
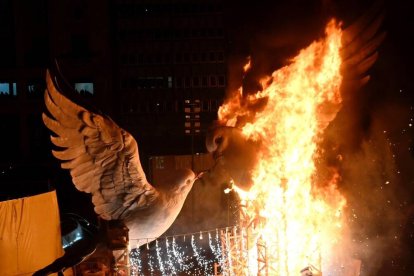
{"left": 340, "top": 1, "right": 386, "bottom": 92}
{"left": 42, "top": 70, "right": 158, "bottom": 220}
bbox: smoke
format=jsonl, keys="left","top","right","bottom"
{"left": 224, "top": 0, "right": 330, "bottom": 97}
{"left": 320, "top": 0, "right": 414, "bottom": 272}
{"left": 320, "top": 84, "right": 414, "bottom": 275}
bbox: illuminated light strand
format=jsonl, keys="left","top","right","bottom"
{"left": 129, "top": 245, "right": 142, "bottom": 276}
{"left": 155, "top": 239, "right": 166, "bottom": 275}
{"left": 191, "top": 234, "right": 213, "bottom": 275}
{"left": 165, "top": 237, "right": 177, "bottom": 275}
{"left": 172, "top": 236, "right": 193, "bottom": 272}
{"left": 215, "top": 229, "right": 226, "bottom": 270}
{"left": 208, "top": 231, "right": 222, "bottom": 263}
{"left": 208, "top": 230, "right": 227, "bottom": 274}
{"left": 225, "top": 229, "right": 232, "bottom": 275}
{"left": 147, "top": 247, "right": 155, "bottom": 276}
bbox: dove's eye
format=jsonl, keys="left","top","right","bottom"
{"left": 214, "top": 136, "right": 223, "bottom": 146}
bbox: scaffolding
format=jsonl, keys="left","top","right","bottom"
{"left": 110, "top": 248, "right": 131, "bottom": 275}
{"left": 211, "top": 198, "right": 270, "bottom": 276}
{"left": 217, "top": 227, "right": 249, "bottom": 275}
{"left": 256, "top": 237, "right": 268, "bottom": 276}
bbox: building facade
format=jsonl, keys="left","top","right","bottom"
{"left": 0, "top": 0, "right": 227, "bottom": 169}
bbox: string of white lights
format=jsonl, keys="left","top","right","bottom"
{"left": 225, "top": 229, "right": 232, "bottom": 275}
{"left": 129, "top": 245, "right": 142, "bottom": 276}
{"left": 215, "top": 228, "right": 226, "bottom": 270}
{"left": 128, "top": 226, "right": 242, "bottom": 275}
{"left": 165, "top": 237, "right": 177, "bottom": 275}
{"left": 191, "top": 234, "right": 214, "bottom": 274}
{"left": 155, "top": 239, "right": 166, "bottom": 275}
{"left": 147, "top": 246, "right": 155, "bottom": 276}
{"left": 208, "top": 232, "right": 219, "bottom": 260}
{"left": 172, "top": 235, "right": 193, "bottom": 272}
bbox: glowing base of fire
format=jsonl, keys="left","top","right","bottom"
{"left": 220, "top": 225, "right": 361, "bottom": 276}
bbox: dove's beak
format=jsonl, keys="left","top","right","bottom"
{"left": 194, "top": 171, "right": 205, "bottom": 181}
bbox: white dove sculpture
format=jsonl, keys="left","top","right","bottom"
{"left": 42, "top": 70, "right": 197, "bottom": 247}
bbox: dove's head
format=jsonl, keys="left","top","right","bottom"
{"left": 158, "top": 168, "right": 196, "bottom": 206}
{"left": 172, "top": 169, "right": 196, "bottom": 198}
{"left": 206, "top": 126, "right": 260, "bottom": 191}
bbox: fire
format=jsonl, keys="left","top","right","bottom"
{"left": 219, "top": 20, "right": 348, "bottom": 274}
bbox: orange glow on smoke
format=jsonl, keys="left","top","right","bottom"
{"left": 219, "top": 20, "right": 347, "bottom": 274}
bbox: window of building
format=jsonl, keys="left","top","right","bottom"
{"left": 209, "top": 76, "right": 217, "bottom": 87}
{"left": 192, "top": 52, "right": 199, "bottom": 63}
{"left": 27, "top": 80, "right": 45, "bottom": 98}
{"left": 163, "top": 53, "right": 171, "bottom": 63}
{"left": 183, "top": 53, "right": 190, "bottom": 63}
{"left": 121, "top": 54, "right": 128, "bottom": 65}
{"left": 201, "top": 76, "right": 208, "bottom": 87}
{"left": 129, "top": 54, "right": 137, "bottom": 64}
{"left": 209, "top": 52, "right": 216, "bottom": 62}
{"left": 137, "top": 53, "right": 143, "bottom": 64}
{"left": 74, "top": 82, "right": 94, "bottom": 95}
{"left": 192, "top": 76, "right": 200, "bottom": 87}
{"left": 192, "top": 29, "right": 200, "bottom": 38}
{"left": 155, "top": 54, "right": 162, "bottom": 64}
{"left": 121, "top": 79, "right": 128, "bottom": 89}
{"left": 201, "top": 100, "right": 210, "bottom": 112}
{"left": 168, "top": 77, "right": 173, "bottom": 88}
{"left": 133, "top": 77, "right": 171, "bottom": 89}
{"left": 211, "top": 99, "right": 219, "bottom": 111}
{"left": 0, "top": 82, "right": 17, "bottom": 96}
{"left": 218, "top": 75, "right": 226, "bottom": 87}
{"left": 200, "top": 52, "right": 207, "bottom": 62}
{"left": 175, "top": 53, "right": 182, "bottom": 63}
{"left": 217, "top": 52, "right": 224, "bottom": 62}
{"left": 175, "top": 77, "right": 183, "bottom": 88}
{"left": 184, "top": 77, "right": 191, "bottom": 88}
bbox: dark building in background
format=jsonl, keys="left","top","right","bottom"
{"left": 0, "top": 0, "right": 113, "bottom": 165}
{"left": 0, "top": 0, "right": 226, "bottom": 169}
{"left": 113, "top": 0, "right": 226, "bottom": 158}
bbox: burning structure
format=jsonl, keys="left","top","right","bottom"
{"left": 205, "top": 3, "right": 385, "bottom": 275}
{"left": 209, "top": 21, "right": 348, "bottom": 275}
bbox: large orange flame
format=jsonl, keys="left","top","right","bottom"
{"left": 219, "top": 20, "right": 348, "bottom": 275}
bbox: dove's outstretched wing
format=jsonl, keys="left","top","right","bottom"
{"left": 42, "top": 70, "right": 158, "bottom": 220}
{"left": 340, "top": 1, "right": 386, "bottom": 92}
